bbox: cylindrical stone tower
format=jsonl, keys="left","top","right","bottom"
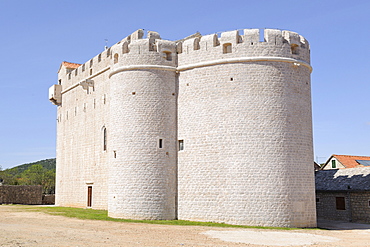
{"left": 177, "top": 29, "right": 316, "bottom": 227}
{"left": 107, "top": 30, "right": 178, "bottom": 220}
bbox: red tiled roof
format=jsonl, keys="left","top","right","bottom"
{"left": 333, "top": 154, "right": 370, "bottom": 168}
{"left": 62, "top": 61, "right": 81, "bottom": 69}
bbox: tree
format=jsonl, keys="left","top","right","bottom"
{"left": 0, "top": 167, "right": 19, "bottom": 185}
{"left": 20, "top": 164, "right": 44, "bottom": 185}
{"left": 42, "top": 169, "right": 56, "bottom": 194}
{"left": 0, "top": 162, "right": 56, "bottom": 194}
{"left": 18, "top": 164, "right": 55, "bottom": 194}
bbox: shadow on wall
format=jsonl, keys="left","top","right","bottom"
{"left": 315, "top": 168, "right": 370, "bottom": 191}
{"left": 315, "top": 168, "right": 370, "bottom": 224}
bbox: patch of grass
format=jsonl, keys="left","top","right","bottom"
{"left": 9, "top": 205, "right": 317, "bottom": 230}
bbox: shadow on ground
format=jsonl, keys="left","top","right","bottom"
{"left": 318, "top": 218, "right": 370, "bottom": 230}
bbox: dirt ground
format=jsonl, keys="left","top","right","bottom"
{"left": 0, "top": 205, "right": 370, "bottom": 247}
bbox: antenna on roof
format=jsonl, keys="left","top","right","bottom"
{"left": 104, "top": 39, "right": 108, "bottom": 50}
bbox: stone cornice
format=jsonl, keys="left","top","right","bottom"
{"left": 177, "top": 56, "right": 312, "bottom": 72}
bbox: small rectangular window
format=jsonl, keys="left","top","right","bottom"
{"left": 223, "top": 43, "right": 232, "bottom": 54}
{"left": 336, "top": 197, "right": 346, "bottom": 210}
{"left": 368, "top": 200, "right": 370, "bottom": 208}
{"left": 316, "top": 198, "right": 320, "bottom": 203}
{"left": 291, "top": 44, "right": 299, "bottom": 55}
{"left": 178, "top": 140, "right": 184, "bottom": 151}
{"left": 332, "top": 160, "right": 336, "bottom": 168}
{"left": 159, "top": 139, "right": 163, "bottom": 148}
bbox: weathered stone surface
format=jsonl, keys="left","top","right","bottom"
{"left": 51, "top": 28, "right": 316, "bottom": 227}
{"left": 0, "top": 185, "right": 42, "bottom": 205}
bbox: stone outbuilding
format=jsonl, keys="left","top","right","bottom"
{"left": 315, "top": 167, "right": 370, "bottom": 223}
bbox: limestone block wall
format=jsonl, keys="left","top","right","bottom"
{"left": 351, "top": 192, "right": 370, "bottom": 223}
{"left": 177, "top": 29, "right": 316, "bottom": 227}
{"left": 51, "top": 28, "right": 316, "bottom": 227}
{"left": 107, "top": 31, "right": 178, "bottom": 220}
{"left": 317, "top": 191, "right": 370, "bottom": 223}
{"left": 316, "top": 192, "right": 351, "bottom": 221}
{"left": 55, "top": 48, "right": 111, "bottom": 209}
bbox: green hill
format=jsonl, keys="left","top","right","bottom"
{"left": 0, "top": 158, "right": 56, "bottom": 193}
{"left": 6, "top": 158, "right": 56, "bottom": 174}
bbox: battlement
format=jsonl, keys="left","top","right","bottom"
{"left": 56, "top": 28, "right": 310, "bottom": 92}
{"left": 177, "top": 28, "right": 310, "bottom": 71}
{"left": 179, "top": 29, "right": 308, "bottom": 52}
{"left": 58, "top": 29, "right": 180, "bottom": 89}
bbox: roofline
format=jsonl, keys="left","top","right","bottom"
{"left": 321, "top": 154, "right": 370, "bottom": 169}
{"left": 321, "top": 154, "right": 337, "bottom": 170}
{"left": 58, "top": 61, "right": 82, "bottom": 74}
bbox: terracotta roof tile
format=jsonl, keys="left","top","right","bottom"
{"left": 333, "top": 154, "right": 370, "bottom": 168}
{"left": 62, "top": 61, "right": 81, "bottom": 69}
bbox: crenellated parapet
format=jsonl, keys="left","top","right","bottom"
{"left": 109, "top": 30, "right": 178, "bottom": 78}
{"left": 54, "top": 28, "right": 311, "bottom": 100}
{"left": 177, "top": 29, "right": 310, "bottom": 72}
{"left": 52, "top": 28, "right": 311, "bottom": 107}
{"left": 55, "top": 29, "right": 179, "bottom": 98}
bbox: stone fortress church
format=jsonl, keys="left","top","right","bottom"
{"left": 49, "top": 28, "right": 316, "bottom": 227}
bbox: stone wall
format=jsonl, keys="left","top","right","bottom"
{"left": 316, "top": 191, "right": 370, "bottom": 223}
{"left": 108, "top": 35, "right": 177, "bottom": 220}
{"left": 51, "top": 28, "right": 316, "bottom": 227}
{"left": 177, "top": 29, "right": 315, "bottom": 227}
{"left": 0, "top": 185, "right": 42, "bottom": 205}
{"left": 350, "top": 192, "right": 370, "bottom": 223}
{"left": 42, "top": 194, "right": 55, "bottom": 205}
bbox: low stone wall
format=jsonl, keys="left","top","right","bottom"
{"left": 0, "top": 185, "right": 43, "bottom": 205}
{"left": 42, "top": 194, "right": 55, "bottom": 205}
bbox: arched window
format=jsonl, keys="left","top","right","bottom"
{"left": 98, "top": 54, "right": 102, "bottom": 62}
{"left": 114, "top": 53, "right": 119, "bottom": 64}
{"left": 194, "top": 37, "right": 200, "bottom": 50}
{"left": 103, "top": 127, "right": 107, "bottom": 151}
{"left": 122, "top": 41, "right": 129, "bottom": 54}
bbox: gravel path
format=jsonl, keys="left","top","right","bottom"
{"left": 0, "top": 205, "right": 369, "bottom": 247}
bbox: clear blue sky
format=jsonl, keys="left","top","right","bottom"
{"left": 0, "top": 0, "right": 369, "bottom": 169}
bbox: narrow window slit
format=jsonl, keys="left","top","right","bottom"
{"left": 159, "top": 139, "right": 163, "bottom": 148}
{"left": 178, "top": 140, "right": 184, "bottom": 151}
